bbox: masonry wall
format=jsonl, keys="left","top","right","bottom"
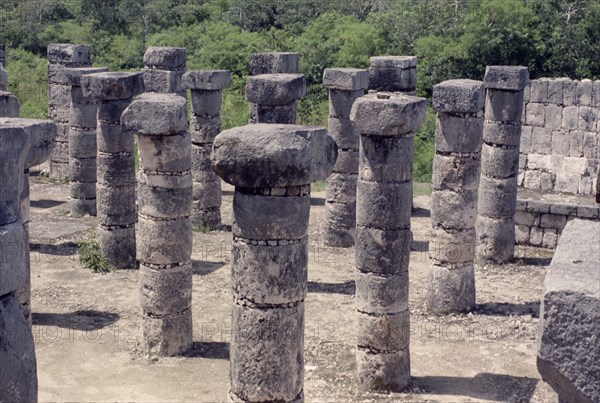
{"left": 519, "top": 78, "right": 600, "bottom": 195}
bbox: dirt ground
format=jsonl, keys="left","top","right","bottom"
{"left": 27, "top": 173, "right": 558, "bottom": 402}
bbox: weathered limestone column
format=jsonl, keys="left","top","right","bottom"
{"left": 122, "top": 93, "right": 193, "bottom": 356}
{"left": 143, "top": 46, "right": 186, "bottom": 96}
{"left": 182, "top": 70, "right": 231, "bottom": 228}
{"left": 0, "top": 118, "right": 56, "bottom": 322}
{"left": 322, "top": 68, "right": 369, "bottom": 247}
{"left": 0, "top": 44, "right": 5, "bottom": 67}
{"left": 427, "top": 80, "right": 484, "bottom": 314}
{"left": 249, "top": 52, "right": 299, "bottom": 75}
{"left": 350, "top": 92, "right": 427, "bottom": 392}
{"left": 81, "top": 72, "right": 144, "bottom": 268}
{"left": 212, "top": 124, "right": 337, "bottom": 403}
{"left": 368, "top": 56, "right": 417, "bottom": 94}
{"left": 64, "top": 67, "right": 108, "bottom": 216}
{"left": 1, "top": 63, "right": 19, "bottom": 117}
{"left": 476, "top": 66, "right": 529, "bottom": 264}
{"left": 245, "top": 74, "right": 306, "bottom": 124}
{"left": 47, "top": 43, "right": 91, "bottom": 179}
{"left": 0, "top": 123, "right": 37, "bottom": 402}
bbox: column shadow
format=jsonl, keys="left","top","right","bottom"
{"left": 475, "top": 301, "right": 540, "bottom": 317}
{"left": 191, "top": 260, "right": 226, "bottom": 276}
{"left": 412, "top": 373, "right": 539, "bottom": 402}
{"left": 32, "top": 310, "right": 120, "bottom": 331}
{"left": 30, "top": 199, "right": 65, "bottom": 209}
{"left": 307, "top": 280, "right": 355, "bottom": 295}
{"left": 187, "top": 342, "right": 229, "bottom": 360}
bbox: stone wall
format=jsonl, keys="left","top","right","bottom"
{"left": 519, "top": 78, "right": 600, "bottom": 195}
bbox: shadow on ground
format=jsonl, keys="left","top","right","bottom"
{"left": 192, "top": 260, "right": 226, "bottom": 276}
{"left": 30, "top": 242, "right": 78, "bottom": 256}
{"left": 187, "top": 342, "right": 229, "bottom": 360}
{"left": 30, "top": 199, "right": 65, "bottom": 209}
{"left": 412, "top": 373, "right": 539, "bottom": 402}
{"left": 308, "top": 280, "right": 355, "bottom": 295}
{"left": 475, "top": 301, "right": 540, "bottom": 317}
{"left": 32, "top": 310, "right": 120, "bottom": 331}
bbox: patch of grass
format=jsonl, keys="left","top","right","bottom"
{"left": 312, "top": 181, "right": 326, "bottom": 192}
{"left": 76, "top": 234, "right": 111, "bottom": 274}
{"left": 193, "top": 223, "right": 216, "bottom": 233}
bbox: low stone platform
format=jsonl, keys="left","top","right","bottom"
{"left": 515, "top": 188, "right": 599, "bottom": 249}
{"left": 537, "top": 219, "right": 600, "bottom": 402}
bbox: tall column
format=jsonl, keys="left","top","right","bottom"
{"left": 350, "top": 92, "right": 427, "bottom": 392}
{"left": 182, "top": 70, "right": 231, "bottom": 229}
{"left": 122, "top": 93, "right": 193, "bottom": 356}
{"left": 62, "top": 67, "right": 108, "bottom": 216}
{"left": 427, "top": 80, "right": 484, "bottom": 314}
{"left": 0, "top": 123, "right": 37, "bottom": 402}
{"left": 143, "top": 46, "right": 186, "bottom": 96}
{"left": 47, "top": 43, "right": 91, "bottom": 179}
{"left": 245, "top": 74, "right": 306, "bottom": 124}
{"left": 249, "top": 52, "right": 299, "bottom": 75}
{"left": 368, "top": 56, "right": 417, "bottom": 94}
{"left": 81, "top": 72, "right": 144, "bottom": 268}
{"left": 476, "top": 66, "right": 529, "bottom": 264}
{"left": 0, "top": 62, "right": 7, "bottom": 91}
{"left": 0, "top": 118, "right": 57, "bottom": 322}
{"left": 322, "top": 68, "right": 369, "bottom": 247}
{"left": 212, "top": 124, "right": 337, "bottom": 403}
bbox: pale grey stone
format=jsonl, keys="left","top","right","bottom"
{"left": 249, "top": 52, "right": 299, "bottom": 75}
{"left": 143, "top": 46, "right": 186, "bottom": 70}
{"left": 122, "top": 92, "right": 187, "bottom": 135}
{"left": 245, "top": 74, "right": 306, "bottom": 106}
{"left": 323, "top": 68, "right": 369, "bottom": 91}
{"left": 483, "top": 65, "right": 529, "bottom": 91}
{"left": 432, "top": 79, "right": 484, "bottom": 114}
{"left": 182, "top": 70, "right": 231, "bottom": 91}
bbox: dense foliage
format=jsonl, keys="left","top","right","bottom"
{"left": 2, "top": 0, "right": 598, "bottom": 182}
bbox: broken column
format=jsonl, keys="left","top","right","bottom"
{"left": 63, "top": 67, "right": 108, "bottom": 216}
{"left": 0, "top": 44, "right": 5, "bottom": 67}
{"left": 0, "top": 118, "right": 56, "bottom": 322}
{"left": 350, "top": 93, "right": 427, "bottom": 391}
{"left": 0, "top": 61, "right": 7, "bottom": 91}
{"left": 143, "top": 46, "right": 186, "bottom": 96}
{"left": 182, "top": 70, "right": 231, "bottom": 228}
{"left": 476, "top": 66, "right": 529, "bottom": 264}
{"left": 122, "top": 93, "right": 193, "bottom": 356}
{"left": 81, "top": 72, "right": 144, "bottom": 268}
{"left": 368, "top": 56, "right": 417, "bottom": 94}
{"left": 427, "top": 80, "right": 484, "bottom": 314}
{"left": 245, "top": 74, "right": 306, "bottom": 124}
{"left": 47, "top": 43, "right": 91, "bottom": 179}
{"left": 249, "top": 52, "right": 299, "bottom": 75}
{"left": 322, "top": 68, "right": 369, "bottom": 247}
{"left": 537, "top": 219, "right": 600, "bottom": 403}
{"left": 0, "top": 123, "right": 38, "bottom": 402}
{"left": 212, "top": 124, "right": 337, "bottom": 403}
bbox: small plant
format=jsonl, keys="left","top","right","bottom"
{"left": 76, "top": 235, "right": 110, "bottom": 274}
{"left": 193, "top": 223, "right": 215, "bottom": 233}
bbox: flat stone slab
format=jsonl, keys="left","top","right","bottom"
{"left": 249, "top": 52, "right": 299, "bottom": 75}
{"left": 182, "top": 70, "right": 231, "bottom": 91}
{"left": 369, "top": 56, "right": 417, "bottom": 69}
{"left": 350, "top": 92, "right": 427, "bottom": 136}
{"left": 484, "top": 66, "right": 529, "bottom": 91}
{"left": 212, "top": 124, "right": 337, "bottom": 188}
{"left": 143, "top": 47, "right": 186, "bottom": 70}
{"left": 245, "top": 74, "right": 306, "bottom": 106}
{"left": 323, "top": 68, "right": 369, "bottom": 91}
{"left": 48, "top": 66, "right": 109, "bottom": 86}
{"left": 433, "top": 79, "right": 485, "bottom": 114}
{"left": 537, "top": 219, "right": 600, "bottom": 403}
{"left": 0, "top": 64, "right": 7, "bottom": 90}
{"left": 0, "top": 118, "right": 56, "bottom": 167}
{"left": 47, "top": 43, "right": 90, "bottom": 65}
{"left": 81, "top": 72, "right": 144, "bottom": 101}
{"left": 121, "top": 93, "right": 187, "bottom": 135}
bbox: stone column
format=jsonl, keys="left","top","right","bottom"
{"left": 368, "top": 56, "right": 417, "bottom": 94}
{"left": 0, "top": 118, "right": 56, "bottom": 323}
{"left": 350, "top": 92, "right": 427, "bottom": 392}
{"left": 0, "top": 62, "right": 7, "bottom": 91}
{"left": 322, "top": 68, "right": 369, "bottom": 247}
{"left": 249, "top": 52, "right": 299, "bottom": 75}
{"left": 245, "top": 74, "right": 306, "bottom": 124}
{"left": 1, "top": 62, "right": 19, "bottom": 117}
{"left": 427, "top": 80, "right": 484, "bottom": 314}
{"left": 212, "top": 124, "right": 337, "bottom": 403}
{"left": 182, "top": 70, "right": 231, "bottom": 229}
{"left": 47, "top": 43, "right": 91, "bottom": 179}
{"left": 0, "top": 44, "right": 5, "bottom": 67}
{"left": 476, "top": 66, "right": 529, "bottom": 264}
{"left": 122, "top": 93, "right": 193, "bottom": 356}
{"left": 143, "top": 46, "right": 186, "bottom": 96}
{"left": 62, "top": 67, "right": 108, "bottom": 216}
{"left": 0, "top": 122, "right": 37, "bottom": 402}
{"left": 81, "top": 72, "right": 144, "bottom": 268}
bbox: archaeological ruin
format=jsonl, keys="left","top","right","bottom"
{"left": 0, "top": 40, "right": 598, "bottom": 403}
